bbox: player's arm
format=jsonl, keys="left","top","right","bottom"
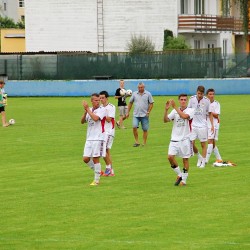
{"left": 86, "top": 108, "right": 100, "bottom": 121}
{"left": 81, "top": 111, "right": 87, "bottom": 124}
{"left": 126, "top": 102, "right": 133, "bottom": 118}
{"left": 81, "top": 100, "right": 88, "bottom": 124}
{"left": 147, "top": 102, "right": 153, "bottom": 116}
{"left": 114, "top": 89, "right": 122, "bottom": 99}
{"left": 82, "top": 100, "right": 100, "bottom": 122}
{"left": 211, "top": 112, "right": 219, "bottom": 119}
{"left": 172, "top": 101, "right": 190, "bottom": 119}
{"left": 209, "top": 112, "right": 214, "bottom": 133}
{"left": 106, "top": 107, "right": 115, "bottom": 123}
{"left": 164, "top": 100, "right": 171, "bottom": 122}
{"left": 208, "top": 102, "right": 215, "bottom": 133}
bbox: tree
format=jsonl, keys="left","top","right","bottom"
{"left": 126, "top": 34, "right": 155, "bottom": 54}
{"left": 238, "top": 0, "right": 249, "bottom": 40}
{"left": 229, "top": 0, "right": 249, "bottom": 39}
{"left": 163, "top": 35, "right": 190, "bottom": 50}
{"left": 163, "top": 29, "right": 173, "bottom": 50}
{"left": 0, "top": 15, "right": 25, "bottom": 28}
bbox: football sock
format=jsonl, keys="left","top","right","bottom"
{"left": 199, "top": 157, "right": 206, "bottom": 167}
{"left": 195, "top": 152, "right": 202, "bottom": 159}
{"left": 172, "top": 165, "right": 182, "bottom": 176}
{"left": 106, "top": 164, "right": 111, "bottom": 169}
{"left": 206, "top": 144, "right": 213, "bottom": 163}
{"left": 94, "top": 163, "right": 101, "bottom": 182}
{"left": 182, "top": 169, "right": 188, "bottom": 184}
{"left": 87, "top": 159, "right": 95, "bottom": 170}
{"left": 213, "top": 146, "right": 222, "bottom": 160}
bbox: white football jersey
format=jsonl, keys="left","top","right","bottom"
{"left": 207, "top": 100, "right": 220, "bottom": 129}
{"left": 188, "top": 95, "right": 211, "bottom": 128}
{"left": 85, "top": 106, "right": 106, "bottom": 141}
{"left": 102, "top": 103, "right": 116, "bottom": 137}
{"left": 168, "top": 107, "right": 194, "bottom": 141}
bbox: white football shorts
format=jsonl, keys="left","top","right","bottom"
{"left": 105, "top": 134, "right": 114, "bottom": 150}
{"left": 83, "top": 140, "right": 106, "bottom": 158}
{"left": 168, "top": 138, "right": 193, "bottom": 158}
{"left": 208, "top": 127, "right": 219, "bottom": 140}
{"left": 189, "top": 126, "right": 208, "bottom": 142}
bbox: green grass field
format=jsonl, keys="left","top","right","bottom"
{"left": 1, "top": 95, "right": 250, "bottom": 250}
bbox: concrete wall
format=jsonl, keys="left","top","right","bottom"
{"left": 0, "top": 29, "right": 25, "bottom": 53}
{"left": 25, "top": 0, "right": 177, "bottom": 52}
{"left": 25, "top": 0, "right": 98, "bottom": 52}
{"left": 4, "top": 79, "right": 250, "bottom": 96}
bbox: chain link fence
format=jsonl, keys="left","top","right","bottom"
{"left": 0, "top": 48, "right": 249, "bottom": 80}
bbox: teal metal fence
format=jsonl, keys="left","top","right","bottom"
{"left": 0, "top": 49, "right": 249, "bottom": 80}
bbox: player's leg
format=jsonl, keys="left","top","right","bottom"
{"left": 198, "top": 127, "right": 208, "bottom": 168}
{"left": 103, "top": 135, "right": 111, "bottom": 170}
{"left": 206, "top": 139, "right": 214, "bottom": 164}
{"left": 116, "top": 106, "right": 122, "bottom": 128}
{"left": 190, "top": 127, "right": 202, "bottom": 166}
{"left": 103, "top": 136, "right": 115, "bottom": 176}
{"left": 179, "top": 138, "right": 192, "bottom": 185}
{"left": 168, "top": 142, "right": 182, "bottom": 185}
{"left": 199, "top": 141, "right": 207, "bottom": 168}
{"left": 132, "top": 117, "right": 140, "bottom": 146}
{"left": 193, "top": 140, "right": 202, "bottom": 167}
{"left": 1, "top": 109, "right": 9, "bottom": 127}
{"left": 206, "top": 127, "right": 215, "bottom": 164}
{"left": 83, "top": 141, "right": 94, "bottom": 169}
{"left": 117, "top": 106, "right": 126, "bottom": 129}
{"left": 141, "top": 116, "right": 149, "bottom": 145}
{"left": 91, "top": 156, "right": 101, "bottom": 185}
{"left": 90, "top": 140, "right": 106, "bottom": 185}
{"left": 180, "top": 158, "right": 189, "bottom": 186}
{"left": 120, "top": 106, "right": 128, "bottom": 129}
{"left": 213, "top": 145, "right": 222, "bottom": 161}
{"left": 213, "top": 129, "right": 222, "bottom": 161}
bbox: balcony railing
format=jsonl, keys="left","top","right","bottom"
{"left": 178, "top": 14, "right": 247, "bottom": 32}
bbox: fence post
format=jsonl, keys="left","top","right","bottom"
{"left": 19, "top": 54, "right": 23, "bottom": 80}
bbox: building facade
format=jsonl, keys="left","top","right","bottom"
{"left": 23, "top": 0, "right": 250, "bottom": 54}
{"left": 0, "top": 28, "right": 25, "bottom": 52}
{"left": 178, "top": 0, "right": 249, "bottom": 57}
{"left": 0, "top": 0, "right": 25, "bottom": 23}
{"left": 25, "top": 0, "right": 177, "bottom": 52}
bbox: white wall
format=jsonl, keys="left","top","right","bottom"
{"left": 25, "top": 0, "right": 177, "bottom": 52}
{"left": 25, "top": 0, "right": 98, "bottom": 52}
{"left": 0, "top": 0, "right": 19, "bottom": 22}
{"left": 103, "top": 0, "right": 177, "bottom": 52}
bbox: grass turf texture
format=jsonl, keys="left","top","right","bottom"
{"left": 0, "top": 96, "right": 249, "bottom": 250}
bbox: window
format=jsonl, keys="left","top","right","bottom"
{"left": 194, "top": 0, "right": 204, "bottom": 14}
{"left": 180, "top": 0, "right": 188, "bottom": 14}
{"left": 4, "top": 3, "right": 7, "bottom": 11}
{"left": 19, "top": 0, "right": 25, "bottom": 7}
{"left": 207, "top": 43, "right": 215, "bottom": 49}
{"left": 194, "top": 40, "right": 201, "bottom": 49}
{"left": 21, "top": 15, "right": 25, "bottom": 22}
{"left": 223, "top": 39, "right": 228, "bottom": 57}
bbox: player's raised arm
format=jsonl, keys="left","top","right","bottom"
{"left": 164, "top": 100, "right": 172, "bottom": 123}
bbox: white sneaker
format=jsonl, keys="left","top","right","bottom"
{"left": 199, "top": 160, "right": 206, "bottom": 168}
{"left": 197, "top": 157, "right": 202, "bottom": 167}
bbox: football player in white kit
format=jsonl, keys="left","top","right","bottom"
{"left": 81, "top": 93, "right": 106, "bottom": 186}
{"left": 205, "top": 88, "right": 222, "bottom": 164}
{"left": 99, "top": 90, "right": 116, "bottom": 176}
{"left": 188, "top": 86, "right": 214, "bottom": 168}
{"left": 164, "top": 94, "right": 194, "bottom": 186}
